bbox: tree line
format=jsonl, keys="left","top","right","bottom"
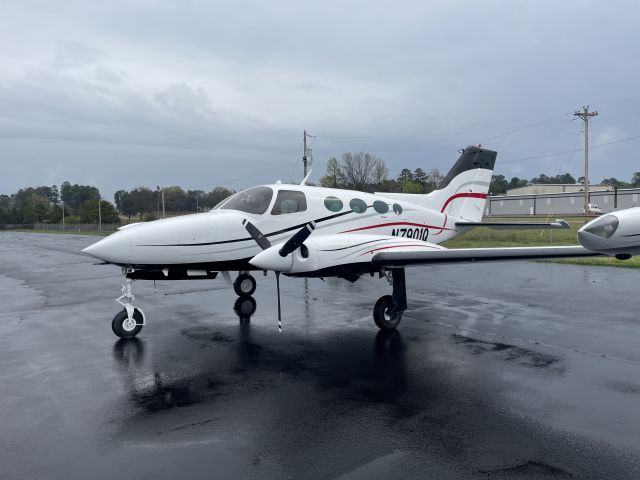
{"left": 489, "top": 171, "right": 640, "bottom": 195}
{"left": 318, "top": 152, "right": 640, "bottom": 196}
{"left": 318, "top": 152, "right": 444, "bottom": 194}
{"left": 113, "top": 186, "right": 233, "bottom": 221}
{"left": 0, "top": 182, "right": 120, "bottom": 225}
{"left": 0, "top": 182, "right": 234, "bottom": 225}
{"left": 3, "top": 152, "right": 640, "bottom": 224}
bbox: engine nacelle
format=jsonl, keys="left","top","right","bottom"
{"left": 249, "top": 234, "right": 445, "bottom": 274}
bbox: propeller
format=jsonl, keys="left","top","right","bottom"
{"left": 242, "top": 219, "right": 271, "bottom": 250}
{"left": 278, "top": 221, "right": 315, "bottom": 257}
{"left": 243, "top": 220, "right": 316, "bottom": 332}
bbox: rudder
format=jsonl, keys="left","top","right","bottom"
{"left": 426, "top": 146, "right": 497, "bottom": 221}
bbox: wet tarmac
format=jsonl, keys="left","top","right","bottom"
{"left": 1, "top": 232, "right": 640, "bottom": 479}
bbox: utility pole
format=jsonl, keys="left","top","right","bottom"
{"left": 157, "top": 186, "right": 165, "bottom": 218}
{"left": 98, "top": 194, "right": 102, "bottom": 231}
{"left": 574, "top": 106, "right": 598, "bottom": 223}
{"left": 62, "top": 202, "right": 65, "bottom": 230}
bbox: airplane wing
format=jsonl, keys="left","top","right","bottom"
{"left": 371, "top": 245, "right": 602, "bottom": 267}
{"left": 455, "top": 220, "right": 570, "bottom": 230}
{"left": 247, "top": 228, "right": 603, "bottom": 273}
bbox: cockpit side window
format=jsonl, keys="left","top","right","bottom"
{"left": 220, "top": 186, "right": 274, "bottom": 214}
{"left": 271, "top": 190, "right": 307, "bottom": 215}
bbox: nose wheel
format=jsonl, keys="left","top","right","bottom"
{"left": 112, "top": 273, "right": 145, "bottom": 338}
{"left": 234, "top": 273, "right": 257, "bottom": 296}
{"left": 112, "top": 308, "right": 144, "bottom": 338}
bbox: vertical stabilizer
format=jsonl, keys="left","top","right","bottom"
{"left": 425, "top": 146, "right": 497, "bottom": 221}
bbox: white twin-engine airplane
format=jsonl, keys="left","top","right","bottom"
{"left": 84, "top": 146, "right": 613, "bottom": 339}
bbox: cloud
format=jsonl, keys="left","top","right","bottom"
{"left": 1, "top": 0, "right": 640, "bottom": 199}
{"left": 53, "top": 41, "right": 103, "bottom": 69}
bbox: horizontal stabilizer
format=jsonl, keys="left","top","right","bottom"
{"left": 455, "top": 220, "right": 570, "bottom": 230}
{"left": 372, "top": 245, "right": 601, "bottom": 267}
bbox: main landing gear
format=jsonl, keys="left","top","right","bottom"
{"left": 112, "top": 273, "right": 145, "bottom": 339}
{"left": 373, "top": 269, "right": 407, "bottom": 331}
{"left": 233, "top": 273, "right": 257, "bottom": 297}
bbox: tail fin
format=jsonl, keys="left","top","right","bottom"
{"left": 426, "top": 146, "right": 497, "bottom": 221}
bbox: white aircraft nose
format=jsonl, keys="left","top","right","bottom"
{"left": 577, "top": 214, "right": 619, "bottom": 252}
{"left": 82, "top": 230, "right": 132, "bottom": 264}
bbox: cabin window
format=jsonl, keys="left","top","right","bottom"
{"left": 373, "top": 200, "right": 389, "bottom": 214}
{"left": 324, "top": 196, "right": 343, "bottom": 212}
{"left": 349, "top": 198, "right": 367, "bottom": 213}
{"left": 393, "top": 203, "right": 403, "bottom": 215}
{"left": 271, "top": 190, "right": 307, "bottom": 215}
{"left": 220, "top": 186, "right": 273, "bottom": 214}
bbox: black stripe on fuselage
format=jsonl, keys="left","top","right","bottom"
{"left": 318, "top": 239, "right": 382, "bottom": 252}
{"left": 137, "top": 210, "right": 353, "bottom": 247}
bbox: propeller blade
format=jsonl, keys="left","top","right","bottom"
{"left": 278, "top": 221, "right": 316, "bottom": 257}
{"left": 243, "top": 219, "right": 271, "bottom": 250}
{"left": 276, "top": 271, "right": 282, "bottom": 332}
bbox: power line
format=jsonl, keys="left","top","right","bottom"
{"left": 497, "top": 133, "right": 638, "bottom": 165}
{"left": 480, "top": 112, "right": 571, "bottom": 143}
{"left": 189, "top": 159, "right": 300, "bottom": 190}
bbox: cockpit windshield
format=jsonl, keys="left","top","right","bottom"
{"left": 219, "top": 186, "right": 274, "bottom": 214}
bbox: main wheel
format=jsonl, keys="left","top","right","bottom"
{"left": 112, "top": 308, "right": 144, "bottom": 338}
{"left": 234, "top": 273, "right": 257, "bottom": 296}
{"left": 373, "top": 295, "right": 403, "bottom": 331}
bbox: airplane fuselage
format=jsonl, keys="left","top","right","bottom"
{"left": 83, "top": 184, "right": 472, "bottom": 274}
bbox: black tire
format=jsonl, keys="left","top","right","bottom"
{"left": 234, "top": 273, "right": 257, "bottom": 296}
{"left": 373, "top": 295, "right": 403, "bottom": 331}
{"left": 112, "top": 309, "right": 144, "bottom": 338}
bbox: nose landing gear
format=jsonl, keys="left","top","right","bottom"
{"left": 373, "top": 268, "right": 407, "bottom": 331}
{"left": 112, "top": 273, "right": 145, "bottom": 338}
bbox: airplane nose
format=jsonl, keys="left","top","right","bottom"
{"left": 577, "top": 214, "right": 619, "bottom": 252}
{"left": 576, "top": 228, "right": 593, "bottom": 250}
{"left": 82, "top": 230, "right": 132, "bottom": 264}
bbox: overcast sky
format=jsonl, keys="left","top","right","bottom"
{"left": 2, "top": 1, "right": 639, "bottom": 200}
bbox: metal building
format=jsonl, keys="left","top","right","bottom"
{"left": 506, "top": 183, "right": 609, "bottom": 196}
{"left": 486, "top": 188, "right": 640, "bottom": 216}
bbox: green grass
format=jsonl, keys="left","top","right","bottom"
{"left": 549, "top": 257, "right": 640, "bottom": 268}
{"left": 442, "top": 225, "right": 580, "bottom": 248}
